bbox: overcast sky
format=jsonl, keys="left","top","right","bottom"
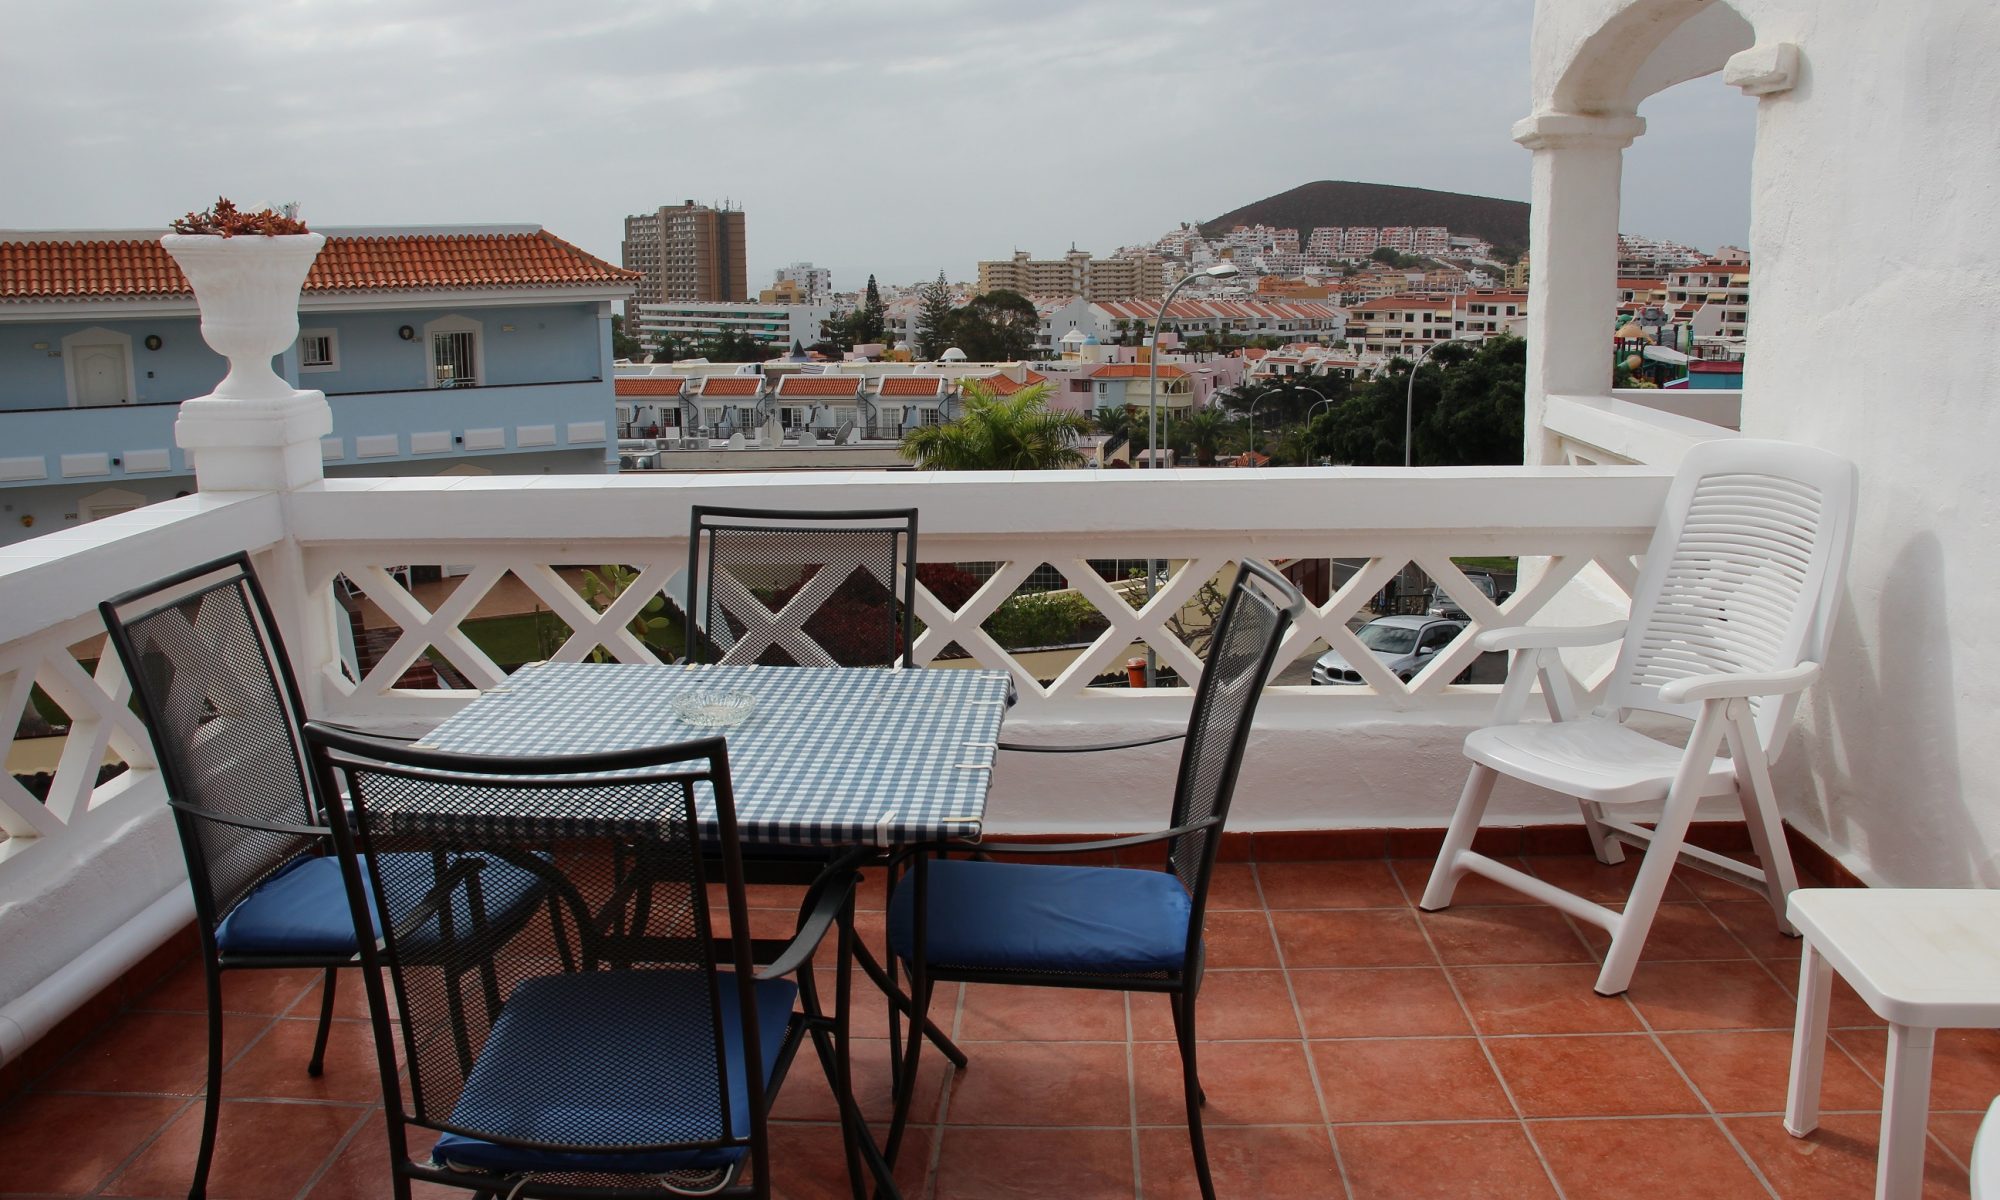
{"left": 0, "top": 0, "right": 1752, "bottom": 292}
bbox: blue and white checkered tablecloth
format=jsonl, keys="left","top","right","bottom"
{"left": 413, "top": 662, "right": 1011, "bottom": 847}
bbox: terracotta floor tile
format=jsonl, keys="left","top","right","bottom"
{"left": 1137, "top": 1124, "right": 1338, "bottom": 1200}
{"left": 138, "top": 963, "right": 323, "bottom": 1016}
{"left": 1311, "top": 1036, "right": 1513, "bottom": 1122}
{"left": 1726, "top": 1112, "right": 1973, "bottom": 1199}
{"left": 1625, "top": 959, "right": 1799, "bottom": 1030}
{"left": 1336, "top": 1121, "right": 1559, "bottom": 1199}
{"left": 0, "top": 1090, "right": 184, "bottom": 1193}
{"left": 1293, "top": 967, "right": 1471, "bottom": 1039}
{"left": 1451, "top": 964, "right": 1644, "bottom": 1035}
{"left": 769, "top": 1037, "right": 953, "bottom": 1126}
{"left": 1129, "top": 971, "right": 1301, "bottom": 1042}
{"left": 1201, "top": 862, "right": 1262, "bottom": 911}
{"left": 1833, "top": 1027, "right": 2000, "bottom": 1112}
{"left": 941, "top": 1041, "right": 1131, "bottom": 1127}
{"left": 767, "top": 1121, "right": 931, "bottom": 1200}
{"left": 1928, "top": 1111, "right": 1987, "bottom": 1169}
{"left": 40, "top": 1009, "right": 265, "bottom": 1095}
{"left": 222, "top": 1017, "right": 391, "bottom": 1103}
{"left": 812, "top": 969, "right": 957, "bottom": 1042}
{"left": 1270, "top": 908, "right": 1434, "bottom": 968}
{"left": 1394, "top": 856, "right": 1538, "bottom": 905}
{"left": 1419, "top": 905, "right": 1594, "bottom": 965}
{"left": 285, "top": 971, "right": 377, "bottom": 1022}
{"left": 1133, "top": 1038, "right": 1321, "bottom": 1126}
{"left": 1487, "top": 1033, "right": 1704, "bottom": 1117}
{"left": 1662, "top": 1029, "right": 1882, "bottom": 1115}
{"left": 104, "top": 1097, "right": 370, "bottom": 1199}
{"left": 1521, "top": 853, "right": 1697, "bottom": 903}
{"left": 1199, "top": 909, "right": 1282, "bottom": 968}
{"left": 1578, "top": 902, "right": 1753, "bottom": 961}
{"left": 1707, "top": 898, "right": 1805, "bottom": 961}
{"left": 1822, "top": 972, "right": 1891, "bottom": 1029}
{"left": 1531, "top": 1116, "right": 1772, "bottom": 1199}
{"left": 305, "top": 1113, "right": 456, "bottom": 1200}
{"left": 1677, "top": 865, "right": 1799, "bottom": 903}
{"left": 933, "top": 1126, "right": 1135, "bottom": 1198}
{"left": 957, "top": 983, "right": 1127, "bottom": 1042}
{"left": 1256, "top": 859, "right": 1406, "bottom": 908}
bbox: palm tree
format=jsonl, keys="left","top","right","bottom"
{"left": 901, "top": 380, "right": 1091, "bottom": 470}
{"left": 1176, "top": 407, "right": 1229, "bottom": 467}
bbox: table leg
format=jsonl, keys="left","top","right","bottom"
{"left": 853, "top": 939, "right": 967, "bottom": 1067}
{"left": 1785, "top": 942, "right": 1834, "bottom": 1136}
{"left": 1877, "top": 1023, "right": 1936, "bottom": 1200}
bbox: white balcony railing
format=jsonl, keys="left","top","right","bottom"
{"left": 0, "top": 466, "right": 1675, "bottom": 1057}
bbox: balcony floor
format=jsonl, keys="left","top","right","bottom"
{"left": 2, "top": 851, "right": 1994, "bottom": 1199}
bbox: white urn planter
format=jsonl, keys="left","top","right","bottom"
{"left": 162, "top": 232, "right": 334, "bottom": 492}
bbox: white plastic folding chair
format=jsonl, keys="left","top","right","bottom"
{"left": 1420, "top": 438, "right": 1858, "bottom": 995}
{"left": 1976, "top": 1095, "right": 1999, "bottom": 1199}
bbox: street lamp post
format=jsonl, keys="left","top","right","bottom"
{"left": 1294, "top": 385, "right": 1330, "bottom": 463}
{"left": 1143, "top": 262, "right": 1240, "bottom": 686}
{"left": 1245, "top": 388, "right": 1281, "bottom": 459}
{"left": 1403, "top": 339, "right": 1450, "bottom": 468}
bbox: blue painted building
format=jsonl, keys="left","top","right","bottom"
{"left": 0, "top": 225, "right": 634, "bottom": 545}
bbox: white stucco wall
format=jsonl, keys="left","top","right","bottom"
{"left": 1529, "top": 0, "right": 2000, "bottom": 886}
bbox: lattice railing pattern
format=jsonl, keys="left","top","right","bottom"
{"left": 0, "top": 611, "right": 158, "bottom": 852}
{"left": 303, "top": 540, "right": 1647, "bottom": 721}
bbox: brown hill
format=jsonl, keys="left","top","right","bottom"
{"left": 1201, "top": 181, "right": 1530, "bottom": 259}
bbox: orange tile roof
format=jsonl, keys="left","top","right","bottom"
{"left": 0, "top": 230, "right": 636, "bottom": 301}
{"left": 614, "top": 377, "right": 688, "bottom": 397}
{"left": 978, "top": 373, "right": 1028, "bottom": 395}
{"left": 1087, "top": 364, "right": 1187, "bottom": 379}
{"left": 697, "top": 376, "right": 763, "bottom": 397}
{"left": 877, "top": 376, "right": 946, "bottom": 397}
{"left": 775, "top": 375, "right": 864, "bottom": 398}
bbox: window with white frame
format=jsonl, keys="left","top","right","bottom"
{"left": 918, "top": 407, "right": 943, "bottom": 427}
{"left": 424, "top": 314, "right": 483, "bottom": 388}
{"left": 299, "top": 328, "right": 338, "bottom": 372}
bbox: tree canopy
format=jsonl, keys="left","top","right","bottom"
{"left": 915, "top": 271, "right": 955, "bottom": 360}
{"left": 944, "top": 289, "right": 1038, "bottom": 361}
{"left": 1312, "top": 335, "right": 1524, "bottom": 466}
{"left": 900, "top": 379, "right": 1090, "bottom": 470}
{"left": 610, "top": 314, "right": 643, "bottom": 360}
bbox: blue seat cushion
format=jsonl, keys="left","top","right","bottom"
{"left": 888, "top": 858, "right": 1192, "bottom": 974}
{"left": 213, "top": 851, "right": 548, "bottom": 957}
{"left": 433, "top": 970, "right": 798, "bottom": 1176}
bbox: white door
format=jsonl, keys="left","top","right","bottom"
{"left": 73, "top": 343, "right": 130, "bottom": 406}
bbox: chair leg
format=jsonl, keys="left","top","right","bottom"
{"left": 1578, "top": 799, "right": 1626, "bottom": 865}
{"left": 308, "top": 967, "right": 337, "bottom": 1077}
{"left": 1169, "top": 992, "right": 1217, "bottom": 1200}
{"left": 190, "top": 965, "right": 226, "bottom": 1200}
{"left": 1726, "top": 708, "right": 1800, "bottom": 934}
{"left": 1420, "top": 764, "right": 1498, "bottom": 911}
{"left": 1594, "top": 706, "right": 1727, "bottom": 995}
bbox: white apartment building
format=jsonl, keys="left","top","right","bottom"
{"left": 1666, "top": 260, "right": 1751, "bottom": 341}
{"left": 638, "top": 301, "right": 836, "bottom": 352}
{"left": 771, "top": 262, "right": 832, "bottom": 305}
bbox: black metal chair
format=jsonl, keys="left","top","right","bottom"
{"left": 303, "top": 724, "right": 880, "bottom": 1200}
{"left": 881, "top": 561, "right": 1304, "bottom": 1200}
{"left": 98, "top": 553, "right": 552, "bottom": 1200}
{"left": 686, "top": 506, "right": 918, "bottom": 668}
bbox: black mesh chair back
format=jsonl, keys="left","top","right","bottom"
{"left": 688, "top": 506, "right": 918, "bottom": 668}
{"left": 1167, "top": 561, "right": 1303, "bottom": 929}
{"left": 99, "top": 552, "right": 317, "bottom": 931}
{"left": 307, "top": 726, "right": 794, "bottom": 1196}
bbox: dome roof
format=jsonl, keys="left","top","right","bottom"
{"left": 940, "top": 347, "right": 968, "bottom": 361}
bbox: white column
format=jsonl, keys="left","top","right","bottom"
{"left": 1516, "top": 112, "right": 1646, "bottom": 466}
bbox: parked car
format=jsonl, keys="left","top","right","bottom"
{"left": 1427, "top": 570, "right": 1504, "bottom": 620}
{"left": 1311, "top": 615, "right": 1469, "bottom": 685}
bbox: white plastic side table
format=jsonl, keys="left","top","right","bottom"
{"left": 1785, "top": 889, "right": 2000, "bottom": 1200}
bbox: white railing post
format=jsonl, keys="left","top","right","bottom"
{"left": 162, "top": 232, "right": 343, "bottom": 706}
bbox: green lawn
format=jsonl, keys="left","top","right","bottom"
{"left": 460, "top": 609, "right": 686, "bottom": 668}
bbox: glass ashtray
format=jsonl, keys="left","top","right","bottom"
{"left": 670, "top": 688, "right": 756, "bottom": 729}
